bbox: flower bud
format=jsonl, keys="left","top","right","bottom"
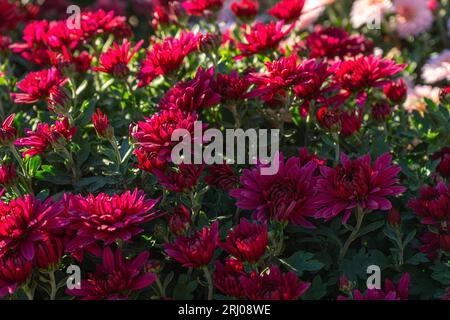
{"left": 388, "top": 208, "right": 401, "bottom": 228}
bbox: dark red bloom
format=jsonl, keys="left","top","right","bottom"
{"left": 230, "top": 0, "right": 258, "bottom": 21}
{"left": 49, "top": 48, "right": 92, "bottom": 74}
{"left": 387, "top": 208, "right": 402, "bottom": 228}
{"left": 213, "top": 258, "right": 246, "bottom": 298}
{"left": 205, "top": 164, "right": 238, "bottom": 191}
{"left": 236, "top": 21, "right": 294, "bottom": 58}
{"left": 0, "top": 0, "right": 21, "bottom": 32}
{"left": 300, "top": 26, "right": 373, "bottom": 60}
{"left": 0, "top": 252, "right": 32, "bottom": 298}
{"left": 79, "top": 9, "right": 131, "bottom": 39}
{"left": 67, "top": 247, "right": 156, "bottom": 300}
{"left": 93, "top": 39, "right": 143, "bottom": 78}
{"left": 0, "top": 195, "right": 68, "bottom": 261}
{"left": 137, "top": 31, "right": 199, "bottom": 87}
{"left": 220, "top": 218, "right": 267, "bottom": 263}
{"left": 66, "top": 189, "right": 161, "bottom": 251}
{"left": 0, "top": 163, "right": 16, "bottom": 188}
{"left": 15, "top": 118, "right": 77, "bottom": 157}
{"left": 216, "top": 71, "right": 251, "bottom": 104}
{"left": 230, "top": 154, "right": 319, "bottom": 227}
{"left": 440, "top": 86, "right": 450, "bottom": 104}
{"left": 339, "top": 109, "right": 363, "bottom": 136}
{"left": 92, "top": 109, "right": 113, "bottom": 139}
{"left": 167, "top": 205, "right": 192, "bottom": 236}
{"left": 315, "top": 153, "right": 406, "bottom": 223}
{"left": 154, "top": 163, "right": 205, "bottom": 193}
{"left": 371, "top": 102, "right": 392, "bottom": 121}
{"left": 432, "top": 147, "right": 450, "bottom": 179}
{"left": 298, "top": 148, "right": 326, "bottom": 168}
{"left": 384, "top": 79, "right": 407, "bottom": 104}
{"left": 182, "top": 0, "right": 224, "bottom": 16}
{"left": 240, "top": 265, "right": 310, "bottom": 300}
{"left": 34, "top": 237, "right": 64, "bottom": 270}
{"left": 409, "top": 182, "right": 449, "bottom": 226}
{"left": 133, "top": 148, "right": 167, "bottom": 173}
{"left": 419, "top": 232, "right": 442, "bottom": 260}
{"left": 11, "top": 68, "right": 67, "bottom": 105}
{"left": 316, "top": 106, "right": 340, "bottom": 130}
{"left": 338, "top": 273, "right": 410, "bottom": 300}
{"left": 159, "top": 67, "right": 221, "bottom": 112}
{"left": 0, "top": 35, "right": 11, "bottom": 54}
{"left": 0, "top": 114, "right": 16, "bottom": 145}
{"left": 133, "top": 110, "right": 201, "bottom": 162}
{"left": 164, "top": 221, "right": 219, "bottom": 268}
{"left": 268, "top": 0, "right": 305, "bottom": 23}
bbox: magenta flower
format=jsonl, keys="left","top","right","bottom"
{"left": 67, "top": 247, "right": 156, "bottom": 300}
{"left": 154, "top": 163, "right": 205, "bottom": 193}
{"left": 0, "top": 195, "right": 68, "bottom": 261}
{"left": 408, "top": 182, "right": 449, "bottom": 226}
{"left": 315, "top": 153, "right": 406, "bottom": 223}
{"left": 230, "top": 154, "right": 319, "bottom": 228}
{"left": 66, "top": 189, "right": 161, "bottom": 251}
{"left": 267, "top": 0, "right": 305, "bottom": 23}
{"left": 93, "top": 39, "right": 143, "bottom": 78}
{"left": 182, "top": 0, "right": 224, "bottom": 16}
{"left": 0, "top": 114, "right": 16, "bottom": 145}
{"left": 0, "top": 252, "right": 33, "bottom": 298}
{"left": 213, "top": 258, "right": 246, "bottom": 298}
{"left": 164, "top": 221, "right": 219, "bottom": 268}
{"left": 204, "top": 164, "right": 238, "bottom": 191}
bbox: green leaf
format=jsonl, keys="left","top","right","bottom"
{"left": 283, "top": 251, "right": 325, "bottom": 277}
{"left": 405, "top": 253, "right": 429, "bottom": 265}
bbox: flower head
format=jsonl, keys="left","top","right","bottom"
{"left": 93, "top": 39, "right": 143, "bottom": 78}
{"left": 133, "top": 148, "right": 167, "bottom": 173}
{"left": 421, "top": 50, "right": 450, "bottom": 84}
{"left": 230, "top": 154, "right": 319, "bottom": 227}
{"left": 384, "top": 79, "right": 407, "bottom": 104}
{"left": 67, "top": 247, "right": 156, "bottom": 300}
{"left": 315, "top": 153, "right": 406, "bottom": 223}
{"left": 34, "top": 237, "right": 64, "bottom": 270}
{"left": 66, "top": 189, "right": 161, "bottom": 251}
{"left": 339, "top": 109, "right": 363, "bottom": 136}
{"left": 351, "top": 0, "right": 393, "bottom": 29}
{"left": 268, "top": 0, "right": 305, "bottom": 23}
{"left": 0, "top": 114, "right": 16, "bottom": 145}
{"left": 220, "top": 218, "right": 267, "bottom": 263}
{"left": 432, "top": 147, "right": 450, "bottom": 179}
{"left": 213, "top": 258, "right": 246, "bottom": 298}
{"left": 394, "top": 0, "right": 434, "bottom": 38}
{"left": 154, "top": 163, "right": 205, "bottom": 193}
{"left": 216, "top": 71, "right": 251, "bottom": 105}
{"left": 230, "top": 0, "right": 259, "bottom": 21}
{"left": 0, "top": 0, "right": 21, "bottom": 32}
{"left": 182, "top": 0, "right": 224, "bottom": 16}
{"left": 409, "top": 182, "right": 449, "bottom": 226}
{"left": 371, "top": 102, "right": 392, "bottom": 121}
{"left": 205, "top": 164, "right": 238, "bottom": 191}
{"left": 0, "top": 252, "right": 32, "bottom": 298}
{"left": 92, "top": 108, "right": 113, "bottom": 139}
{"left": 164, "top": 221, "right": 219, "bottom": 268}
{"left": 0, "top": 163, "right": 16, "bottom": 188}
{"left": 0, "top": 195, "right": 68, "bottom": 261}
{"left": 240, "top": 265, "right": 310, "bottom": 300}
{"left": 167, "top": 205, "right": 192, "bottom": 236}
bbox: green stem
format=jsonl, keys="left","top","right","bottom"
{"left": 339, "top": 207, "right": 366, "bottom": 263}
{"left": 125, "top": 81, "right": 138, "bottom": 112}
{"left": 202, "top": 266, "right": 214, "bottom": 300}
{"left": 109, "top": 137, "right": 122, "bottom": 171}
{"left": 395, "top": 229, "right": 404, "bottom": 267}
{"left": 155, "top": 276, "right": 166, "bottom": 299}
{"left": 22, "top": 284, "right": 35, "bottom": 300}
{"left": 48, "top": 270, "right": 57, "bottom": 300}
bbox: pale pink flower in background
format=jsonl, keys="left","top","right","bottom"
{"left": 403, "top": 79, "right": 440, "bottom": 114}
{"left": 422, "top": 50, "right": 450, "bottom": 84}
{"left": 296, "top": 0, "right": 332, "bottom": 30}
{"left": 394, "top": 0, "right": 434, "bottom": 38}
{"left": 350, "top": 0, "right": 393, "bottom": 28}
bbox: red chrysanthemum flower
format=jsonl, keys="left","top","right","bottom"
{"left": 315, "top": 153, "right": 406, "bottom": 223}
{"left": 10, "top": 20, "right": 51, "bottom": 65}
{"left": 66, "top": 189, "right": 161, "bottom": 251}
{"left": 205, "top": 164, "right": 238, "bottom": 191}
{"left": 236, "top": 21, "right": 294, "bottom": 58}
{"left": 34, "top": 237, "right": 64, "bottom": 270}
{"left": 0, "top": 195, "right": 68, "bottom": 261}
{"left": 220, "top": 218, "right": 267, "bottom": 263}
{"left": 167, "top": 204, "right": 192, "bottom": 236}
{"left": 408, "top": 182, "right": 449, "bottom": 226}
{"left": 0, "top": 114, "right": 16, "bottom": 145}
{"left": 0, "top": 252, "right": 32, "bottom": 298}
{"left": 11, "top": 68, "right": 67, "bottom": 105}
{"left": 0, "top": 35, "right": 11, "bottom": 54}
{"left": 267, "top": 0, "right": 305, "bottom": 23}
{"left": 154, "top": 163, "right": 205, "bottom": 193}
{"left": 49, "top": 48, "right": 93, "bottom": 74}
{"left": 133, "top": 110, "right": 202, "bottom": 162}
{"left": 213, "top": 258, "right": 246, "bottom": 298}
{"left": 230, "top": 154, "right": 319, "bottom": 228}
{"left": 164, "top": 221, "right": 219, "bottom": 268}
{"left": 300, "top": 26, "right": 374, "bottom": 60}
{"left": 137, "top": 31, "right": 199, "bottom": 87}
{"left": 316, "top": 106, "right": 340, "bottom": 131}
{"left": 440, "top": 86, "right": 450, "bottom": 104}
{"left": 230, "top": 0, "right": 259, "bottom": 21}
{"left": 419, "top": 232, "right": 443, "bottom": 260}
{"left": 79, "top": 9, "right": 131, "bottom": 39}
{"left": 240, "top": 265, "right": 310, "bottom": 300}
{"left": 384, "top": 79, "right": 407, "bottom": 104}
{"left": 15, "top": 118, "right": 77, "bottom": 157}
{"left": 371, "top": 102, "right": 392, "bottom": 121}
{"left": 92, "top": 108, "right": 113, "bottom": 139}
{"left": 133, "top": 148, "right": 167, "bottom": 173}
{"left": 216, "top": 70, "right": 251, "bottom": 105}
{"left": 67, "top": 247, "right": 156, "bottom": 300}
{"left": 159, "top": 67, "right": 221, "bottom": 112}
{"left": 182, "top": 0, "right": 224, "bottom": 16}
{"left": 0, "top": 0, "right": 21, "bottom": 32}
{"left": 338, "top": 273, "right": 410, "bottom": 300}
{"left": 339, "top": 109, "right": 363, "bottom": 136}
{"left": 0, "top": 163, "right": 16, "bottom": 188}
{"left": 333, "top": 55, "right": 406, "bottom": 106}
{"left": 432, "top": 147, "right": 450, "bottom": 179}
{"left": 93, "top": 39, "right": 143, "bottom": 78}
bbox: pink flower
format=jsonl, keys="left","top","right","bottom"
{"left": 133, "top": 148, "right": 167, "bottom": 173}
{"left": 421, "top": 50, "right": 450, "bottom": 84}
{"left": 384, "top": 79, "right": 407, "bottom": 104}
{"left": 216, "top": 70, "right": 251, "bottom": 105}
{"left": 230, "top": 0, "right": 259, "bottom": 21}
{"left": 0, "top": 114, "right": 16, "bottom": 145}
{"left": 154, "top": 163, "right": 205, "bottom": 193}
{"left": 137, "top": 31, "right": 199, "bottom": 87}
{"left": 49, "top": 48, "right": 93, "bottom": 74}
{"left": 67, "top": 247, "right": 156, "bottom": 300}
{"left": 213, "top": 258, "right": 246, "bottom": 298}
{"left": 0, "top": 252, "right": 32, "bottom": 298}
{"left": 220, "top": 218, "right": 267, "bottom": 263}
{"left": 0, "top": 163, "right": 16, "bottom": 188}
{"left": 230, "top": 154, "right": 319, "bottom": 227}
{"left": 93, "top": 39, "right": 143, "bottom": 78}
{"left": 339, "top": 273, "right": 410, "bottom": 300}
{"left": 66, "top": 189, "right": 161, "bottom": 251}
{"left": 268, "top": 0, "right": 305, "bottom": 23}
{"left": 339, "top": 109, "right": 363, "bottom": 136}
{"left": 408, "top": 182, "right": 449, "bottom": 226}
{"left": 79, "top": 9, "right": 131, "bottom": 39}
{"left": 182, "top": 0, "right": 224, "bottom": 16}
{"left": 34, "top": 237, "right": 64, "bottom": 270}
{"left": 167, "top": 205, "right": 192, "bottom": 236}
{"left": 394, "top": 0, "right": 434, "bottom": 38}
{"left": 159, "top": 67, "right": 221, "bottom": 112}
{"left": 236, "top": 21, "right": 295, "bottom": 58}
{"left": 11, "top": 68, "right": 67, "bottom": 105}
{"left": 315, "top": 153, "right": 406, "bottom": 223}
{"left": 164, "top": 221, "right": 219, "bottom": 268}
{"left": 0, "top": 195, "right": 68, "bottom": 261}
{"left": 205, "top": 164, "right": 238, "bottom": 191}
{"left": 240, "top": 265, "right": 310, "bottom": 300}
{"left": 351, "top": 0, "right": 393, "bottom": 29}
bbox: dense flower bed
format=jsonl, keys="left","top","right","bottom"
{"left": 0, "top": 0, "right": 449, "bottom": 300}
